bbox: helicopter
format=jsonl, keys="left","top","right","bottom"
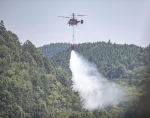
{"left": 58, "top": 13, "right": 86, "bottom": 26}
{"left": 58, "top": 13, "right": 86, "bottom": 50}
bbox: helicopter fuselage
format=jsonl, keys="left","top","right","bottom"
{"left": 68, "top": 19, "right": 80, "bottom": 26}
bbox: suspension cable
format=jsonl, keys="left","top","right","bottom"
{"left": 72, "top": 25, "right": 74, "bottom": 44}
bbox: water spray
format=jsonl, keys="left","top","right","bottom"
{"left": 70, "top": 51, "right": 124, "bottom": 110}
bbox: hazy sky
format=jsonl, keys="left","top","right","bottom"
{"left": 0, "top": 0, "right": 150, "bottom": 47}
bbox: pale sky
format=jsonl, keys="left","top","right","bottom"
{"left": 0, "top": 0, "right": 150, "bottom": 47}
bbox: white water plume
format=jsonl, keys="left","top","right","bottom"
{"left": 70, "top": 51, "right": 124, "bottom": 111}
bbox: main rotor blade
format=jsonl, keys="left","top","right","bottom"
{"left": 76, "top": 15, "right": 86, "bottom": 16}
{"left": 62, "top": 17, "right": 71, "bottom": 18}
{"left": 58, "top": 16, "right": 71, "bottom": 18}
{"left": 70, "top": 15, "right": 86, "bottom": 16}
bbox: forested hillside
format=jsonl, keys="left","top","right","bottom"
{"left": 38, "top": 43, "right": 70, "bottom": 58}
{"left": 1, "top": 20, "right": 150, "bottom": 118}
{"left": 50, "top": 41, "right": 148, "bottom": 81}
{"left": 48, "top": 41, "right": 150, "bottom": 117}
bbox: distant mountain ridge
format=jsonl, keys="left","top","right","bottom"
{"left": 49, "top": 41, "right": 149, "bottom": 79}
{"left": 38, "top": 43, "right": 70, "bottom": 57}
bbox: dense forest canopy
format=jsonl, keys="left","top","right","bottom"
{"left": 38, "top": 43, "right": 70, "bottom": 58}
{"left": 0, "top": 20, "right": 150, "bottom": 118}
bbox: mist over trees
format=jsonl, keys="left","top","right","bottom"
{"left": 0, "top": 21, "right": 150, "bottom": 118}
